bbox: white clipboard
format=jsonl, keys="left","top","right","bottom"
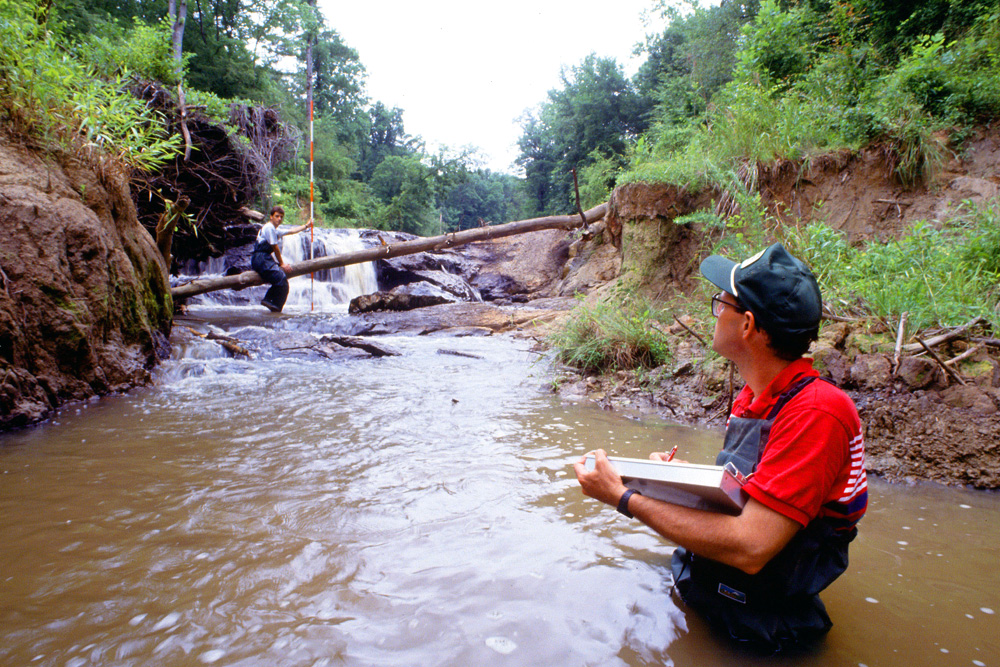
{"left": 584, "top": 455, "right": 749, "bottom": 515}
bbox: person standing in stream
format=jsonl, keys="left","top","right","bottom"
{"left": 575, "top": 243, "right": 867, "bottom": 654}
{"left": 251, "top": 205, "right": 312, "bottom": 313}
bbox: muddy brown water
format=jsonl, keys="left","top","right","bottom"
{"left": 2, "top": 307, "right": 999, "bottom": 667}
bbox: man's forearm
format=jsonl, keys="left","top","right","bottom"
{"left": 627, "top": 494, "right": 799, "bottom": 574}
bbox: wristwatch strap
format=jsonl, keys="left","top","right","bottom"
{"left": 617, "top": 488, "right": 640, "bottom": 518}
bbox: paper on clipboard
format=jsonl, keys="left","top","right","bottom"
{"left": 584, "top": 455, "right": 749, "bottom": 515}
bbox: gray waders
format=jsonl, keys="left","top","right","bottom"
{"left": 251, "top": 239, "right": 289, "bottom": 312}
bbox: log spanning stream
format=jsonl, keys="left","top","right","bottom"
{"left": 2, "top": 238, "right": 1000, "bottom": 666}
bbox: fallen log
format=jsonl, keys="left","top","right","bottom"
{"left": 170, "top": 203, "right": 608, "bottom": 301}
{"left": 321, "top": 335, "right": 400, "bottom": 357}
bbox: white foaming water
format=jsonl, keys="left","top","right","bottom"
{"left": 183, "top": 227, "right": 378, "bottom": 313}
{"left": 281, "top": 228, "right": 378, "bottom": 313}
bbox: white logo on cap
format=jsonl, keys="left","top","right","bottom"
{"left": 731, "top": 248, "right": 767, "bottom": 297}
{"left": 740, "top": 248, "right": 767, "bottom": 268}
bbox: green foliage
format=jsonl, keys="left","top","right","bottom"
{"left": 881, "top": 16, "right": 1000, "bottom": 122}
{"left": 517, "top": 54, "right": 651, "bottom": 214}
{"left": 68, "top": 74, "right": 183, "bottom": 172}
{"left": 736, "top": 0, "right": 818, "bottom": 87}
{"left": 624, "top": 0, "right": 1000, "bottom": 194}
{"left": 75, "top": 16, "right": 182, "bottom": 85}
{"left": 368, "top": 155, "right": 435, "bottom": 235}
{"left": 575, "top": 150, "right": 622, "bottom": 210}
{"left": 185, "top": 89, "right": 251, "bottom": 122}
{"left": 786, "top": 204, "right": 1000, "bottom": 332}
{"left": 549, "top": 296, "right": 674, "bottom": 373}
{"left": 0, "top": 0, "right": 181, "bottom": 172}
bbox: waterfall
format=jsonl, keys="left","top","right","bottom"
{"left": 180, "top": 227, "right": 379, "bottom": 313}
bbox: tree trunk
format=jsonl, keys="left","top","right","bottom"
{"left": 169, "top": 0, "right": 187, "bottom": 78}
{"left": 170, "top": 203, "right": 608, "bottom": 301}
{"left": 155, "top": 195, "right": 190, "bottom": 272}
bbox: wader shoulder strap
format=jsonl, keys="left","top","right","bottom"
{"left": 764, "top": 375, "right": 835, "bottom": 420}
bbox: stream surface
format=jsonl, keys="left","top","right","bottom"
{"left": 2, "top": 296, "right": 1000, "bottom": 666}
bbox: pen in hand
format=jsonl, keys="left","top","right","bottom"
{"left": 666, "top": 445, "right": 678, "bottom": 462}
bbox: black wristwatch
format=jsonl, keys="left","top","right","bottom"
{"left": 617, "top": 488, "right": 640, "bottom": 518}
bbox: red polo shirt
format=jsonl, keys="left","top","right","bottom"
{"left": 729, "top": 358, "right": 867, "bottom": 529}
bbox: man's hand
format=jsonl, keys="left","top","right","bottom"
{"left": 280, "top": 263, "right": 291, "bottom": 272}
{"left": 649, "top": 451, "right": 686, "bottom": 463}
{"left": 574, "top": 449, "right": 628, "bottom": 507}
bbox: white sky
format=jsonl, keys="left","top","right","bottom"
{"left": 319, "top": 0, "right": 666, "bottom": 174}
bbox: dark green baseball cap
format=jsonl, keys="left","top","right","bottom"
{"left": 700, "top": 243, "right": 822, "bottom": 335}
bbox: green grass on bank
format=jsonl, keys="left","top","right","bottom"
{"left": 549, "top": 295, "right": 675, "bottom": 374}
{"left": 550, "top": 200, "right": 1000, "bottom": 374}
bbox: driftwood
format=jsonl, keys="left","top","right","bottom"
{"left": 672, "top": 314, "right": 708, "bottom": 348}
{"left": 184, "top": 326, "right": 250, "bottom": 357}
{"left": 321, "top": 335, "right": 399, "bottom": 357}
{"left": 944, "top": 344, "right": 983, "bottom": 367}
{"left": 436, "top": 349, "right": 484, "bottom": 360}
{"left": 902, "top": 316, "right": 988, "bottom": 353}
{"left": 916, "top": 336, "right": 966, "bottom": 386}
{"left": 170, "top": 203, "right": 608, "bottom": 301}
{"left": 820, "top": 310, "right": 857, "bottom": 323}
{"left": 971, "top": 336, "right": 1000, "bottom": 348}
{"left": 893, "top": 311, "right": 908, "bottom": 370}
{"left": 240, "top": 206, "right": 265, "bottom": 221}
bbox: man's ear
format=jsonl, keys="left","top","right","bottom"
{"left": 743, "top": 311, "right": 772, "bottom": 347}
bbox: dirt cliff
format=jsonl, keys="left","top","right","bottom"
{"left": 0, "top": 137, "right": 173, "bottom": 430}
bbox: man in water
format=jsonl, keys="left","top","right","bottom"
{"left": 574, "top": 243, "right": 867, "bottom": 653}
{"left": 251, "top": 206, "right": 312, "bottom": 313}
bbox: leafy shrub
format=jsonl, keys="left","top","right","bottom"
{"left": 0, "top": 0, "right": 181, "bottom": 172}
{"left": 737, "top": 0, "right": 818, "bottom": 87}
{"left": 574, "top": 149, "right": 622, "bottom": 209}
{"left": 786, "top": 209, "right": 1000, "bottom": 332}
{"left": 74, "top": 17, "right": 183, "bottom": 85}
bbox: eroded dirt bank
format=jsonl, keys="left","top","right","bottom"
{"left": 0, "top": 137, "right": 173, "bottom": 429}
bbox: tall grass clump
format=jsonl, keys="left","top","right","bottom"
{"left": 549, "top": 297, "right": 673, "bottom": 374}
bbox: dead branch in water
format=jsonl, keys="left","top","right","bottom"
{"left": 184, "top": 326, "right": 250, "bottom": 357}
{"left": 170, "top": 203, "right": 608, "bottom": 301}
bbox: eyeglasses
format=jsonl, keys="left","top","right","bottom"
{"left": 711, "top": 292, "right": 746, "bottom": 317}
